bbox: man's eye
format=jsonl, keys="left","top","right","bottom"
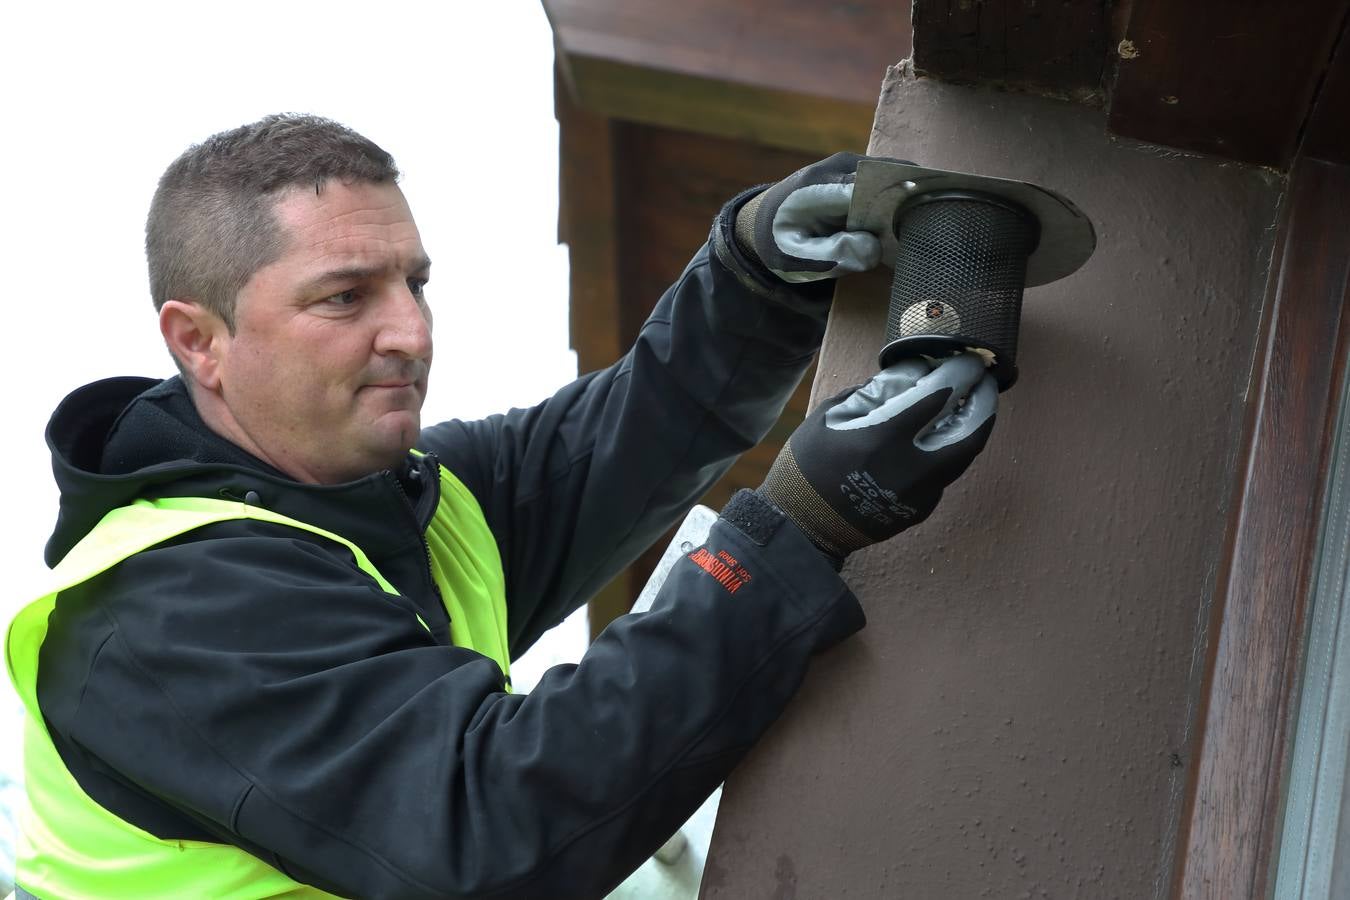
{"left": 408, "top": 278, "right": 428, "bottom": 298}
{"left": 326, "top": 289, "right": 359, "bottom": 306}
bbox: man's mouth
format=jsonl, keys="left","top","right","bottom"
{"left": 364, "top": 363, "right": 428, "bottom": 392}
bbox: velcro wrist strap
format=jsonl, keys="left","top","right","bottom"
{"left": 721, "top": 488, "right": 784, "bottom": 546}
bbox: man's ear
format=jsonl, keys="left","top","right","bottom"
{"left": 160, "top": 300, "right": 229, "bottom": 391}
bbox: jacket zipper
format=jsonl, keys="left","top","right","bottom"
{"left": 383, "top": 457, "right": 450, "bottom": 641}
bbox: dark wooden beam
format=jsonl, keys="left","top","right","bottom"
{"left": 911, "top": 0, "right": 1107, "bottom": 98}
{"left": 1109, "top": 0, "right": 1349, "bottom": 167}
{"left": 556, "top": 69, "right": 642, "bottom": 636}
{"left": 1172, "top": 157, "right": 1350, "bottom": 898}
{"left": 545, "top": 0, "right": 909, "bottom": 153}
{"left": 546, "top": 0, "right": 907, "bottom": 105}
{"left": 556, "top": 68, "right": 625, "bottom": 378}
{"left": 1302, "top": 18, "right": 1350, "bottom": 165}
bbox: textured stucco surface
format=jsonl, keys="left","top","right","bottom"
{"left": 701, "top": 70, "right": 1283, "bottom": 899}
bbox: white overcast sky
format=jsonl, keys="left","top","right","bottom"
{"left": 0, "top": 3, "right": 582, "bottom": 764}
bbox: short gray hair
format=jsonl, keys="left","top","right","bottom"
{"left": 146, "top": 114, "right": 400, "bottom": 331}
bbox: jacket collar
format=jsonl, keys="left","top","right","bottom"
{"left": 45, "top": 376, "right": 438, "bottom": 567}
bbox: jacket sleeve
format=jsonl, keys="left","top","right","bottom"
{"left": 49, "top": 499, "right": 863, "bottom": 899}
{"left": 419, "top": 194, "right": 837, "bottom": 656}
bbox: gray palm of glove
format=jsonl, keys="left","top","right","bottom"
{"left": 759, "top": 353, "right": 998, "bottom": 563}
{"left": 734, "top": 151, "right": 906, "bottom": 283}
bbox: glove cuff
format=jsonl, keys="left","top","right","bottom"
{"left": 733, "top": 190, "right": 767, "bottom": 263}
{"left": 756, "top": 441, "right": 877, "bottom": 568}
{"left": 711, "top": 187, "right": 836, "bottom": 313}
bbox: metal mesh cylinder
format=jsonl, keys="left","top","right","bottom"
{"left": 880, "top": 191, "right": 1039, "bottom": 388}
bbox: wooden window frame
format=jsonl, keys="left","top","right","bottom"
{"left": 1173, "top": 154, "right": 1350, "bottom": 898}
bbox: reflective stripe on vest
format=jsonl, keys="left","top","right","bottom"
{"left": 4, "top": 464, "right": 508, "bottom": 899}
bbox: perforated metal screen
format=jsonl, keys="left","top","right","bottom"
{"left": 885, "top": 192, "right": 1039, "bottom": 380}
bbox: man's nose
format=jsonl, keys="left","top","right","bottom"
{"left": 375, "top": 285, "right": 433, "bottom": 360}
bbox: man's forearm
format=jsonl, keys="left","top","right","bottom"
{"left": 423, "top": 227, "right": 834, "bottom": 655}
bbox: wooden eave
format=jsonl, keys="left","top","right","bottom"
{"left": 1108, "top": 0, "right": 1350, "bottom": 168}
{"left": 544, "top": 0, "right": 910, "bottom": 154}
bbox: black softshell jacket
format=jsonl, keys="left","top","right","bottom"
{"left": 34, "top": 200, "right": 865, "bottom": 899}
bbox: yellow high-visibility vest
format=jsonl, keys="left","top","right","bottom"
{"left": 5, "top": 465, "right": 508, "bottom": 899}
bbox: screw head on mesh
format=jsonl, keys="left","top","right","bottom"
{"left": 848, "top": 160, "right": 1096, "bottom": 390}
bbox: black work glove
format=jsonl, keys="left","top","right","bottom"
{"left": 733, "top": 151, "right": 906, "bottom": 283}
{"left": 758, "top": 353, "right": 998, "bottom": 564}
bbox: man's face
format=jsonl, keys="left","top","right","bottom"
{"left": 212, "top": 180, "right": 433, "bottom": 484}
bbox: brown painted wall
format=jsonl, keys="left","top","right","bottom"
{"left": 702, "top": 69, "right": 1284, "bottom": 898}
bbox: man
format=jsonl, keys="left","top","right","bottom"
{"left": 6, "top": 115, "right": 997, "bottom": 898}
